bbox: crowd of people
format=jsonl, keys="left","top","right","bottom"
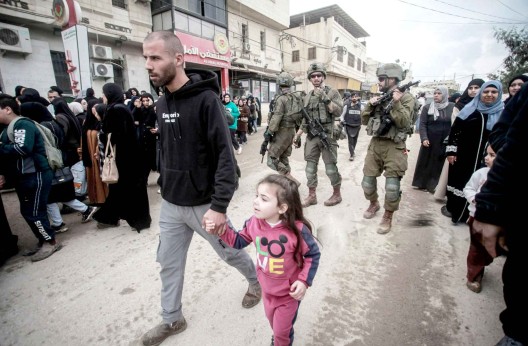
{"left": 1, "top": 28, "right": 526, "bottom": 346}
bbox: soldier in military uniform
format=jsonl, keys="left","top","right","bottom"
{"left": 361, "top": 63, "right": 415, "bottom": 234}
{"left": 264, "top": 72, "right": 303, "bottom": 186}
{"left": 294, "top": 62, "right": 343, "bottom": 207}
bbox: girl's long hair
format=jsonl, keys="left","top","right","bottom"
{"left": 258, "top": 174, "right": 313, "bottom": 267}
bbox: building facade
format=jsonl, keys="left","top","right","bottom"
{"left": 0, "top": 0, "right": 152, "bottom": 98}
{"left": 282, "top": 5, "right": 369, "bottom": 94}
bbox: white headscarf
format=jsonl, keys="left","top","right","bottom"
{"left": 428, "top": 86, "right": 449, "bottom": 121}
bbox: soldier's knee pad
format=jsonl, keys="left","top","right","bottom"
{"left": 385, "top": 177, "right": 401, "bottom": 202}
{"left": 305, "top": 161, "right": 317, "bottom": 176}
{"left": 267, "top": 156, "right": 279, "bottom": 171}
{"left": 325, "top": 163, "right": 338, "bottom": 176}
{"left": 361, "top": 176, "right": 376, "bottom": 194}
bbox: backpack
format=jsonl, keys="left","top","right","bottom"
{"left": 7, "top": 117, "right": 64, "bottom": 170}
{"left": 276, "top": 91, "right": 306, "bottom": 126}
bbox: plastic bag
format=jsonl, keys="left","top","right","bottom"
{"left": 71, "top": 160, "right": 87, "bottom": 196}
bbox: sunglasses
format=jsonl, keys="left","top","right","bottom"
{"left": 310, "top": 73, "right": 323, "bottom": 79}
{"left": 378, "top": 76, "right": 387, "bottom": 82}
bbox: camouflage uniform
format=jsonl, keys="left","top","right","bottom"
{"left": 361, "top": 62, "right": 416, "bottom": 234}
{"left": 267, "top": 92, "right": 297, "bottom": 175}
{"left": 302, "top": 86, "right": 343, "bottom": 188}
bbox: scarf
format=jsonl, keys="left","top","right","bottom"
{"left": 428, "top": 86, "right": 449, "bottom": 121}
{"left": 457, "top": 80, "right": 504, "bottom": 130}
{"left": 455, "top": 78, "right": 485, "bottom": 110}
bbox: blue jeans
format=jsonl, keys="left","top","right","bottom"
{"left": 47, "top": 200, "right": 88, "bottom": 226}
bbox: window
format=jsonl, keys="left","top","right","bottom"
{"left": 112, "top": 0, "right": 126, "bottom": 9}
{"left": 260, "top": 31, "right": 266, "bottom": 51}
{"left": 113, "top": 64, "right": 124, "bottom": 90}
{"left": 50, "top": 51, "right": 70, "bottom": 95}
{"left": 363, "top": 61, "right": 367, "bottom": 73}
{"left": 242, "top": 24, "right": 248, "bottom": 47}
{"left": 357, "top": 57, "right": 361, "bottom": 71}
{"left": 308, "top": 47, "right": 316, "bottom": 60}
{"left": 348, "top": 53, "right": 355, "bottom": 68}
{"left": 292, "top": 50, "right": 300, "bottom": 62}
{"left": 336, "top": 47, "right": 343, "bottom": 62}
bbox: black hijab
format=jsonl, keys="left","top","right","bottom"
{"left": 504, "top": 74, "right": 528, "bottom": 104}
{"left": 52, "top": 97, "right": 82, "bottom": 140}
{"left": 18, "top": 88, "right": 50, "bottom": 107}
{"left": 103, "top": 83, "right": 125, "bottom": 106}
{"left": 455, "top": 78, "right": 485, "bottom": 110}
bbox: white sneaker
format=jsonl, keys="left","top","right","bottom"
{"left": 237, "top": 147, "right": 242, "bottom": 155}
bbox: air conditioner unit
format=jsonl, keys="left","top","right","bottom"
{"left": 0, "top": 23, "right": 32, "bottom": 54}
{"left": 90, "top": 44, "right": 113, "bottom": 59}
{"left": 93, "top": 63, "right": 114, "bottom": 78}
{"left": 243, "top": 43, "right": 251, "bottom": 52}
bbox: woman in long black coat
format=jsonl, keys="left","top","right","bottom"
{"left": 412, "top": 86, "right": 454, "bottom": 193}
{"left": 445, "top": 80, "right": 504, "bottom": 224}
{"left": 92, "top": 83, "right": 151, "bottom": 232}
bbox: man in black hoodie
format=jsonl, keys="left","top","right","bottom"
{"left": 140, "top": 31, "right": 260, "bottom": 346}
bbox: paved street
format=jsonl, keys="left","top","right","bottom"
{"left": 0, "top": 118, "right": 505, "bottom": 346}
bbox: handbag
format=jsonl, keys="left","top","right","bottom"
{"left": 101, "top": 133, "right": 119, "bottom": 184}
{"left": 51, "top": 166, "right": 74, "bottom": 186}
{"left": 71, "top": 160, "right": 87, "bottom": 196}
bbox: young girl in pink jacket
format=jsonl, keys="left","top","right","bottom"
{"left": 206, "top": 174, "right": 321, "bottom": 346}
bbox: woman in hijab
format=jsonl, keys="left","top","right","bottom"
{"left": 435, "top": 78, "right": 485, "bottom": 203}
{"left": 91, "top": 83, "right": 151, "bottom": 232}
{"left": 52, "top": 97, "right": 82, "bottom": 168}
{"left": 444, "top": 80, "right": 504, "bottom": 224}
{"left": 412, "top": 86, "right": 454, "bottom": 193}
{"left": 81, "top": 99, "right": 108, "bottom": 205}
{"left": 503, "top": 74, "right": 528, "bottom": 104}
{"left": 68, "top": 101, "right": 86, "bottom": 124}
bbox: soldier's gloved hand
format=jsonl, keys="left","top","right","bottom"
{"left": 264, "top": 130, "right": 274, "bottom": 142}
{"left": 321, "top": 95, "right": 331, "bottom": 105}
{"left": 260, "top": 142, "right": 268, "bottom": 156}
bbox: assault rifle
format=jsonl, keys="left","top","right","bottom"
{"left": 300, "top": 107, "right": 331, "bottom": 151}
{"left": 374, "top": 80, "right": 421, "bottom": 136}
{"left": 260, "top": 126, "right": 271, "bottom": 163}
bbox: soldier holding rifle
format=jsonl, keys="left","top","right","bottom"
{"left": 361, "top": 63, "right": 417, "bottom": 234}
{"left": 294, "top": 62, "right": 343, "bottom": 208}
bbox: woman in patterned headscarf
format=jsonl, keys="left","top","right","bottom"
{"left": 444, "top": 80, "right": 504, "bottom": 224}
{"left": 412, "top": 86, "right": 454, "bottom": 193}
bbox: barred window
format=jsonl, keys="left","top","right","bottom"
{"left": 112, "top": 0, "right": 126, "bottom": 9}
{"left": 292, "top": 50, "right": 300, "bottom": 62}
{"left": 308, "top": 47, "right": 316, "bottom": 60}
{"left": 50, "top": 51, "right": 70, "bottom": 95}
{"left": 348, "top": 53, "right": 355, "bottom": 68}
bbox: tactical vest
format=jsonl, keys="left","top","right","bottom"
{"left": 366, "top": 93, "right": 411, "bottom": 143}
{"left": 344, "top": 101, "right": 362, "bottom": 126}
{"left": 303, "top": 86, "right": 335, "bottom": 136}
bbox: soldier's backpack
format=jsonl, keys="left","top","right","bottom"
{"left": 7, "top": 117, "right": 64, "bottom": 170}
{"left": 282, "top": 90, "right": 306, "bottom": 126}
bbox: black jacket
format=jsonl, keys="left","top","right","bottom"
{"left": 156, "top": 69, "right": 236, "bottom": 213}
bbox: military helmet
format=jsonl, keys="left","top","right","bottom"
{"left": 343, "top": 91, "right": 351, "bottom": 98}
{"left": 307, "top": 62, "right": 327, "bottom": 79}
{"left": 376, "top": 63, "right": 403, "bottom": 80}
{"left": 277, "top": 72, "right": 294, "bottom": 87}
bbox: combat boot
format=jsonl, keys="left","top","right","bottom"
{"left": 324, "top": 185, "right": 342, "bottom": 206}
{"left": 284, "top": 172, "right": 301, "bottom": 187}
{"left": 377, "top": 210, "right": 394, "bottom": 234}
{"left": 302, "top": 187, "right": 317, "bottom": 208}
{"left": 363, "top": 200, "right": 380, "bottom": 219}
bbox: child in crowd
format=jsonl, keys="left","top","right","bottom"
{"left": 205, "top": 174, "right": 321, "bottom": 346}
{"left": 463, "top": 142, "right": 506, "bottom": 293}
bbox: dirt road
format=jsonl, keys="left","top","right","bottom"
{"left": 0, "top": 124, "right": 505, "bottom": 346}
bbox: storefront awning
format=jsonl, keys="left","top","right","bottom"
{"left": 229, "top": 65, "right": 279, "bottom": 80}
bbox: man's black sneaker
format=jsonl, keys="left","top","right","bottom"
{"left": 51, "top": 223, "right": 69, "bottom": 234}
{"left": 81, "top": 206, "right": 97, "bottom": 223}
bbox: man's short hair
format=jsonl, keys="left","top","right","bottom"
{"left": 0, "top": 94, "right": 20, "bottom": 115}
